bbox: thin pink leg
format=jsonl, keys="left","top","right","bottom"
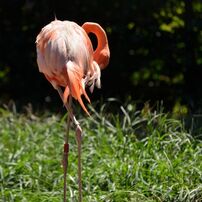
{"left": 63, "top": 142, "right": 69, "bottom": 202}
{"left": 57, "top": 87, "right": 83, "bottom": 202}
{"left": 76, "top": 124, "right": 82, "bottom": 202}
{"left": 63, "top": 97, "right": 72, "bottom": 202}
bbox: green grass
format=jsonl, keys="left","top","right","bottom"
{"left": 0, "top": 103, "right": 202, "bottom": 202}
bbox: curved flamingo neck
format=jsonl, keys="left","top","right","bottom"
{"left": 82, "top": 22, "right": 109, "bottom": 69}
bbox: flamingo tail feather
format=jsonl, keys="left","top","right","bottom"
{"left": 66, "top": 61, "right": 90, "bottom": 115}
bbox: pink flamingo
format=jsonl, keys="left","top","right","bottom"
{"left": 36, "top": 19, "right": 110, "bottom": 201}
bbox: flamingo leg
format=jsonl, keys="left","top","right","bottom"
{"left": 76, "top": 124, "right": 82, "bottom": 202}
{"left": 63, "top": 141, "right": 68, "bottom": 202}
{"left": 63, "top": 97, "right": 72, "bottom": 202}
{"left": 56, "top": 87, "right": 83, "bottom": 202}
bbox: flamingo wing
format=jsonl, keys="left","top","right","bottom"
{"left": 36, "top": 20, "right": 94, "bottom": 113}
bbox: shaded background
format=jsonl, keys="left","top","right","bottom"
{"left": 0, "top": 0, "right": 202, "bottom": 112}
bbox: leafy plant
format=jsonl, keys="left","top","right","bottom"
{"left": 0, "top": 104, "right": 201, "bottom": 201}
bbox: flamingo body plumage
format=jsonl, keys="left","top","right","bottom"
{"left": 36, "top": 20, "right": 109, "bottom": 114}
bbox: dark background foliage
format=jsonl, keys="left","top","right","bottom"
{"left": 0, "top": 0, "right": 202, "bottom": 112}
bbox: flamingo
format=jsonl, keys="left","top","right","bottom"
{"left": 36, "top": 19, "right": 110, "bottom": 201}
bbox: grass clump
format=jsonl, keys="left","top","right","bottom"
{"left": 0, "top": 103, "right": 201, "bottom": 201}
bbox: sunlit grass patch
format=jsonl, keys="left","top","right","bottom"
{"left": 0, "top": 104, "right": 201, "bottom": 201}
